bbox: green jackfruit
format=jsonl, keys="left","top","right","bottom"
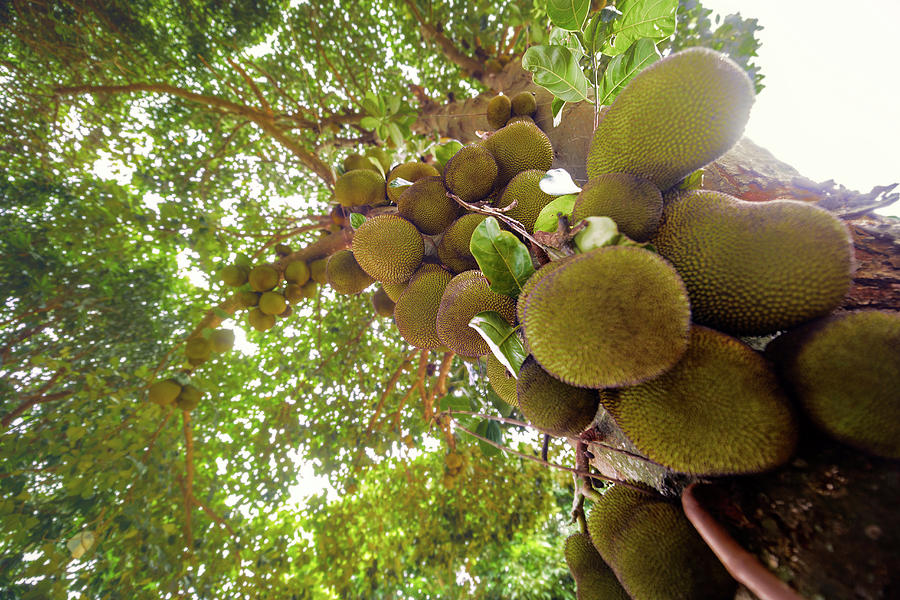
{"left": 394, "top": 264, "right": 453, "bottom": 349}
{"left": 482, "top": 120, "right": 554, "bottom": 186}
{"left": 371, "top": 286, "right": 395, "bottom": 318}
{"left": 365, "top": 147, "right": 391, "bottom": 172}
{"left": 443, "top": 144, "right": 499, "bottom": 203}
{"left": 436, "top": 270, "right": 517, "bottom": 357}
{"left": 185, "top": 337, "right": 212, "bottom": 361}
{"left": 210, "top": 329, "right": 235, "bottom": 353}
{"left": 437, "top": 213, "right": 487, "bottom": 273}
{"left": 219, "top": 264, "right": 249, "bottom": 287}
{"left": 386, "top": 161, "right": 440, "bottom": 203}
{"left": 522, "top": 246, "right": 690, "bottom": 388}
{"left": 284, "top": 283, "right": 304, "bottom": 304}
{"left": 382, "top": 280, "right": 408, "bottom": 303}
{"left": 586, "top": 47, "right": 754, "bottom": 191}
{"left": 601, "top": 326, "right": 798, "bottom": 475}
{"left": 248, "top": 308, "right": 275, "bottom": 331}
{"left": 493, "top": 169, "right": 556, "bottom": 233}
{"left": 397, "top": 176, "right": 460, "bottom": 235}
{"left": 149, "top": 379, "right": 181, "bottom": 406}
{"left": 766, "top": 311, "right": 900, "bottom": 459}
{"left": 343, "top": 153, "right": 380, "bottom": 174}
{"left": 175, "top": 384, "right": 202, "bottom": 411}
{"left": 334, "top": 169, "right": 386, "bottom": 207}
{"left": 258, "top": 291, "right": 287, "bottom": 316}
{"left": 652, "top": 191, "right": 854, "bottom": 335}
{"left": 564, "top": 533, "right": 630, "bottom": 600}
{"left": 517, "top": 357, "right": 598, "bottom": 437}
{"left": 585, "top": 484, "right": 657, "bottom": 566}
{"left": 511, "top": 91, "right": 537, "bottom": 117}
{"left": 309, "top": 258, "right": 328, "bottom": 284}
{"left": 486, "top": 354, "right": 517, "bottom": 407}
{"left": 284, "top": 260, "right": 310, "bottom": 285}
{"left": 326, "top": 250, "right": 375, "bottom": 295}
{"left": 299, "top": 281, "right": 318, "bottom": 299}
{"left": 571, "top": 174, "right": 663, "bottom": 242}
{"left": 236, "top": 291, "right": 260, "bottom": 308}
{"left": 351, "top": 214, "right": 424, "bottom": 283}
{"left": 275, "top": 243, "right": 292, "bottom": 256}
{"left": 248, "top": 265, "right": 279, "bottom": 292}
{"left": 516, "top": 257, "right": 574, "bottom": 326}
{"left": 486, "top": 94, "right": 512, "bottom": 129}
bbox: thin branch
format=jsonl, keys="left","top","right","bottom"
{"left": 403, "top": 0, "right": 485, "bottom": 78}
{"left": 181, "top": 411, "right": 195, "bottom": 556}
{"left": 225, "top": 57, "right": 271, "bottom": 114}
{"left": 447, "top": 190, "right": 552, "bottom": 251}
{"left": 364, "top": 349, "right": 419, "bottom": 436}
{"left": 424, "top": 351, "right": 454, "bottom": 421}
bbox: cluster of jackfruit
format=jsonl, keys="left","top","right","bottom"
{"left": 486, "top": 91, "right": 538, "bottom": 129}
{"left": 148, "top": 378, "right": 203, "bottom": 412}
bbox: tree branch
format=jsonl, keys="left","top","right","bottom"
{"left": 403, "top": 0, "right": 485, "bottom": 79}
{"left": 181, "top": 411, "right": 195, "bottom": 556}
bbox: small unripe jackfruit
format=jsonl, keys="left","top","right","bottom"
{"left": 326, "top": 250, "right": 375, "bottom": 295}
{"left": 494, "top": 169, "right": 555, "bottom": 233}
{"left": 394, "top": 264, "right": 453, "bottom": 350}
{"left": 397, "top": 176, "right": 460, "bottom": 235}
{"left": 248, "top": 265, "right": 279, "bottom": 292}
{"left": 248, "top": 308, "right": 275, "bottom": 331}
{"left": 511, "top": 91, "right": 537, "bottom": 117}
{"left": 437, "top": 214, "right": 487, "bottom": 273}
{"left": 443, "top": 144, "right": 498, "bottom": 203}
{"left": 309, "top": 258, "right": 328, "bottom": 284}
{"left": 284, "top": 261, "right": 310, "bottom": 285}
{"left": 185, "top": 337, "right": 212, "bottom": 361}
{"left": 258, "top": 291, "right": 287, "bottom": 316}
{"left": 486, "top": 354, "right": 517, "bottom": 407}
{"left": 486, "top": 94, "right": 512, "bottom": 129}
{"left": 436, "top": 270, "right": 517, "bottom": 357}
{"left": 175, "top": 384, "right": 202, "bottom": 411}
{"left": 371, "top": 286, "right": 395, "bottom": 318}
{"left": 517, "top": 357, "right": 598, "bottom": 437}
{"left": 351, "top": 214, "right": 424, "bottom": 283}
{"left": 149, "top": 379, "right": 181, "bottom": 406}
{"left": 219, "top": 264, "right": 248, "bottom": 287}
{"left": 564, "top": 533, "right": 630, "bottom": 600}
{"left": 334, "top": 169, "right": 386, "bottom": 207}
{"left": 210, "top": 329, "right": 235, "bottom": 353}
{"left": 571, "top": 174, "right": 663, "bottom": 242}
{"left": 482, "top": 120, "right": 553, "bottom": 186}
{"left": 387, "top": 161, "right": 440, "bottom": 203}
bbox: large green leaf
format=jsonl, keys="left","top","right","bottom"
{"left": 547, "top": 0, "right": 590, "bottom": 32}
{"left": 603, "top": 0, "right": 677, "bottom": 56}
{"left": 469, "top": 311, "right": 527, "bottom": 377}
{"left": 522, "top": 45, "right": 591, "bottom": 103}
{"left": 597, "top": 38, "right": 661, "bottom": 105}
{"left": 469, "top": 217, "right": 536, "bottom": 297}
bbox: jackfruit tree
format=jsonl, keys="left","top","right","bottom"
{"left": 2, "top": 1, "right": 899, "bottom": 600}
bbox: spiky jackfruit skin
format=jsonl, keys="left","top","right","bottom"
{"left": 766, "top": 311, "right": 900, "bottom": 459}
{"left": 443, "top": 145, "right": 498, "bottom": 203}
{"left": 249, "top": 265, "right": 279, "bottom": 292}
{"left": 185, "top": 337, "right": 212, "bottom": 361}
{"left": 486, "top": 354, "right": 518, "bottom": 407}
{"left": 586, "top": 485, "right": 658, "bottom": 566}
{"left": 382, "top": 280, "right": 408, "bottom": 303}
{"left": 343, "top": 153, "right": 380, "bottom": 174}
{"left": 587, "top": 48, "right": 754, "bottom": 191}
{"left": 437, "top": 214, "right": 487, "bottom": 273}
{"left": 326, "top": 250, "right": 375, "bottom": 295}
{"left": 511, "top": 91, "right": 537, "bottom": 117}
{"left": 334, "top": 169, "right": 386, "bottom": 207}
{"left": 371, "top": 286, "right": 395, "bottom": 318}
{"left": 652, "top": 191, "right": 854, "bottom": 335}
{"left": 351, "top": 214, "right": 425, "bottom": 283}
{"left": 386, "top": 161, "right": 440, "bottom": 203}
{"left": 397, "top": 176, "right": 461, "bottom": 235}
{"left": 284, "top": 260, "right": 310, "bottom": 285}
{"left": 394, "top": 264, "right": 453, "bottom": 349}
{"left": 564, "top": 533, "right": 630, "bottom": 600}
{"left": 601, "top": 326, "right": 798, "bottom": 475}
{"left": 515, "top": 257, "right": 574, "bottom": 326}
{"left": 248, "top": 308, "right": 275, "bottom": 331}
{"left": 487, "top": 94, "right": 512, "bottom": 129}
{"left": 258, "top": 291, "right": 287, "bottom": 316}
{"left": 309, "top": 258, "right": 328, "bottom": 284}
{"left": 494, "top": 170, "right": 555, "bottom": 233}
{"left": 522, "top": 247, "right": 690, "bottom": 388}
{"left": 482, "top": 121, "right": 554, "bottom": 186}
{"left": 436, "top": 270, "right": 517, "bottom": 357}
{"left": 517, "top": 357, "right": 599, "bottom": 437}
{"left": 176, "top": 384, "right": 202, "bottom": 411}
{"left": 571, "top": 174, "right": 663, "bottom": 242}
{"left": 149, "top": 379, "right": 181, "bottom": 406}
{"left": 220, "top": 264, "right": 248, "bottom": 287}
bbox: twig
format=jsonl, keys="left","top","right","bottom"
{"left": 181, "top": 411, "right": 195, "bottom": 556}
{"left": 446, "top": 190, "right": 552, "bottom": 251}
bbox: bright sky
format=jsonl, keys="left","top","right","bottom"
{"left": 700, "top": 0, "right": 899, "bottom": 215}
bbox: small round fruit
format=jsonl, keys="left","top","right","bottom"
{"left": 248, "top": 265, "right": 279, "bottom": 292}
{"left": 175, "top": 385, "right": 202, "bottom": 411}
{"left": 210, "top": 329, "right": 235, "bottom": 353}
{"left": 148, "top": 379, "right": 181, "bottom": 406}
{"left": 284, "top": 261, "right": 310, "bottom": 285}
{"left": 258, "top": 291, "right": 287, "bottom": 316}
{"left": 219, "top": 265, "right": 248, "bottom": 287}
{"left": 185, "top": 337, "right": 212, "bottom": 361}
{"left": 248, "top": 308, "right": 276, "bottom": 331}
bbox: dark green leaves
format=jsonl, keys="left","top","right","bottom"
{"left": 469, "top": 217, "right": 535, "bottom": 297}
{"left": 598, "top": 38, "right": 661, "bottom": 105}
{"left": 603, "top": 0, "right": 677, "bottom": 56}
{"left": 349, "top": 213, "right": 366, "bottom": 228}
{"left": 469, "top": 311, "right": 527, "bottom": 377}
{"left": 522, "top": 45, "right": 591, "bottom": 103}
{"left": 534, "top": 194, "right": 578, "bottom": 233}
{"left": 547, "top": 0, "right": 590, "bottom": 31}
{"left": 473, "top": 420, "right": 503, "bottom": 457}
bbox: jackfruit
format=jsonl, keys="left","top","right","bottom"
{"left": 506, "top": 115, "right": 534, "bottom": 125}
{"left": 284, "top": 260, "right": 310, "bottom": 285}
{"left": 601, "top": 326, "right": 798, "bottom": 475}
{"left": 326, "top": 250, "right": 375, "bottom": 294}
{"left": 487, "top": 94, "right": 512, "bottom": 129}
{"left": 511, "top": 91, "right": 537, "bottom": 117}
{"left": 482, "top": 120, "right": 554, "bottom": 186}
{"left": 343, "top": 153, "right": 380, "bottom": 174}
{"left": 351, "top": 214, "right": 424, "bottom": 283}
{"left": 219, "top": 264, "right": 248, "bottom": 287}
{"left": 248, "top": 265, "right": 279, "bottom": 292}
{"left": 397, "top": 176, "right": 461, "bottom": 235}
{"left": 175, "top": 384, "right": 202, "bottom": 411}
{"left": 275, "top": 243, "right": 292, "bottom": 256}
{"left": 371, "top": 286, "right": 395, "bottom": 318}
{"left": 564, "top": 532, "right": 630, "bottom": 600}
{"left": 381, "top": 280, "right": 408, "bottom": 303}
{"left": 443, "top": 144, "right": 499, "bottom": 203}
{"left": 387, "top": 161, "right": 440, "bottom": 203}
{"left": 394, "top": 264, "right": 453, "bottom": 349}
{"left": 299, "top": 280, "right": 318, "bottom": 299}
{"left": 284, "top": 283, "right": 304, "bottom": 304}
{"left": 586, "top": 47, "right": 754, "bottom": 191}
{"left": 185, "top": 337, "right": 212, "bottom": 361}
{"left": 494, "top": 169, "right": 555, "bottom": 233}
{"left": 365, "top": 147, "right": 391, "bottom": 172}
{"left": 210, "top": 329, "right": 235, "bottom": 353}
{"left": 585, "top": 484, "right": 658, "bottom": 566}
{"left": 486, "top": 353, "right": 517, "bottom": 407}
{"left": 515, "top": 257, "right": 574, "bottom": 326}
{"left": 236, "top": 291, "right": 260, "bottom": 308}
{"left": 309, "top": 258, "right": 328, "bottom": 284}
{"left": 652, "top": 191, "right": 853, "bottom": 335}
{"left": 766, "top": 310, "right": 900, "bottom": 459}
{"left": 436, "top": 270, "right": 517, "bottom": 357}
{"left": 571, "top": 174, "right": 663, "bottom": 242}
{"left": 248, "top": 308, "right": 275, "bottom": 331}
{"left": 517, "top": 357, "right": 598, "bottom": 437}
{"left": 522, "top": 246, "right": 690, "bottom": 388}
{"left": 437, "top": 213, "right": 487, "bottom": 273}
{"left": 149, "top": 379, "right": 181, "bottom": 406}
{"left": 258, "top": 291, "right": 287, "bottom": 316}
{"left": 334, "top": 169, "right": 386, "bottom": 207}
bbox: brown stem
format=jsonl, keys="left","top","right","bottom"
{"left": 181, "top": 411, "right": 195, "bottom": 556}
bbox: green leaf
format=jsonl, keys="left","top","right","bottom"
{"left": 522, "top": 45, "right": 591, "bottom": 103}
{"left": 534, "top": 194, "right": 578, "bottom": 233}
{"left": 469, "top": 311, "right": 527, "bottom": 377}
{"left": 573, "top": 216, "right": 620, "bottom": 252}
{"left": 359, "top": 116, "right": 381, "bottom": 131}
{"left": 388, "top": 123, "right": 404, "bottom": 148}
{"left": 583, "top": 12, "right": 608, "bottom": 55}
{"left": 469, "top": 217, "right": 535, "bottom": 297}
{"left": 603, "top": 0, "right": 677, "bottom": 56}
{"left": 433, "top": 140, "right": 463, "bottom": 167}
{"left": 349, "top": 213, "right": 366, "bottom": 228}
{"left": 474, "top": 420, "right": 502, "bottom": 457}
{"left": 213, "top": 307, "right": 231, "bottom": 320}
{"left": 551, "top": 97, "right": 566, "bottom": 127}
{"left": 362, "top": 93, "right": 382, "bottom": 117}
{"left": 548, "top": 28, "right": 584, "bottom": 63}
{"left": 547, "top": 0, "right": 590, "bottom": 31}
{"left": 597, "top": 37, "right": 661, "bottom": 105}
